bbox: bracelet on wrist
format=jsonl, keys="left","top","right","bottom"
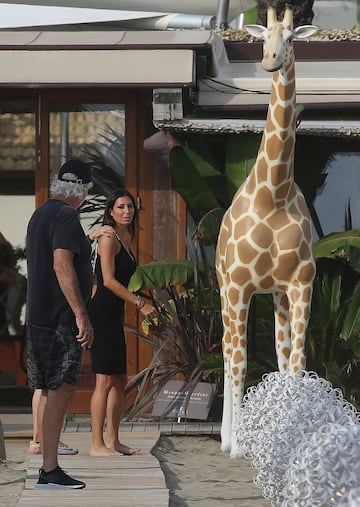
{"left": 136, "top": 295, "right": 145, "bottom": 310}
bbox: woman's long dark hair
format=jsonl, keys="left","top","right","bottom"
{"left": 102, "top": 189, "right": 137, "bottom": 241}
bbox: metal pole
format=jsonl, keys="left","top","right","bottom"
{"left": 215, "top": 0, "right": 230, "bottom": 30}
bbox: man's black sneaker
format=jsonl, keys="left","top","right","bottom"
{"left": 35, "top": 466, "right": 86, "bottom": 489}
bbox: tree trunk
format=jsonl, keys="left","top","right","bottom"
{"left": 256, "top": 0, "right": 315, "bottom": 26}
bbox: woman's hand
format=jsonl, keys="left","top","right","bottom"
{"left": 89, "top": 226, "right": 115, "bottom": 241}
{"left": 141, "top": 301, "right": 157, "bottom": 320}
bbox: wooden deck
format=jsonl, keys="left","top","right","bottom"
{"left": 18, "top": 431, "right": 169, "bottom": 506}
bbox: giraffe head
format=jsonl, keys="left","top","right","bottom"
{"left": 245, "top": 5, "right": 318, "bottom": 72}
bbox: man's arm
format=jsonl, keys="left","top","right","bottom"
{"left": 53, "top": 248, "right": 93, "bottom": 349}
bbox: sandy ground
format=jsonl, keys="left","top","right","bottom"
{"left": 0, "top": 435, "right": 270, "bottom": 507}
{"left": 152, "top": 435, "right": 270, "bottom": 507}
{"left": 0, "top": 439, "right": 28, "bottom": 507}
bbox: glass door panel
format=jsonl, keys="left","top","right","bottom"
{"left": 49, "top": 102, "right": 126, "bottom": 229}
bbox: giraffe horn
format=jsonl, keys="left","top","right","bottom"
{"left": 283, "top": 4, "right": 294, "bottom": 29}
{"left": 267, "top": 6, "right": 277, "bottom": 28}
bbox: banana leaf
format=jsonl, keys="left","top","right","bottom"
{"left": 128, "top": 259, "right": 194, "bottom": 292}
{"left": 225, "top": 133, "right": 259, "bottom": 198}
{"left": 313, "top": 230, "right": 360, "bottom": 258}
{"left": 192, "top": 208, "right": 226, "bottom": 243}
{"left": 342, "top": 281, "right": 360, "bottom": 356}
{"left": 169, "top": 145, "right": 222, "bottom": 219}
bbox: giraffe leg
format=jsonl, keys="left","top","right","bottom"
{"left": 273, "top": 291, "right": 291, "bottom": 372}
{"left": 228, "top": 302, "right": 249, "bottom": 458}
{"left": 219, "top": 282, "right": 233, "bottom": 453}
{"left": 287, "top": 285, "right": 312, "bottom": 373}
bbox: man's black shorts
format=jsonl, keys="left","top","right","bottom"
{"left": 26, "top": 324, "right": 82, "bottom": 390}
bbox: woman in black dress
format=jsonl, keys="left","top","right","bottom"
{"left": 89, "top": 189, "right": 156, "bottom": 456}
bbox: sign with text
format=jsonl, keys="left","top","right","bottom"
{"left": 152, "top": 380, "right": 216, "bottom": 420}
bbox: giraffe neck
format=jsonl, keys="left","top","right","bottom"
{"left": 253, "top": 57, "right": 297, "bottom": 193}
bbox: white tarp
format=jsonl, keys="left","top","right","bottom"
{"left": 0, "top": 1, "right": 256, "bottom": 29}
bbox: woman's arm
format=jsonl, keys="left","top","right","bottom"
{"left": 98, "top": 236, "right": 156, "bottom": 319}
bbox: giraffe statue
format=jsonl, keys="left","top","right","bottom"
{"left": 215, "top": 5, "right": 318, "bottom": 457}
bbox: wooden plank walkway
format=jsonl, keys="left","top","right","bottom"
{"left": 18, "top": 431, "right": 169, "bottom": 507}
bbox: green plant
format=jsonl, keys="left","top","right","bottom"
{"left": 124, "top": 239, "right": 223, "bottom": 419}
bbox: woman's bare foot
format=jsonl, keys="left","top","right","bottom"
{"left": 90, "top": 445, "right": 121, "bottom": 457}
{"left": 112, "top": 442, "right": 141, "bottom": 455}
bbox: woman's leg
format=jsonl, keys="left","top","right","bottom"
{"left": 106, "top": 374, "right": 141, "bottom": 455}
{"left": 90, "top": 373, "right": 119, "bottom": 456}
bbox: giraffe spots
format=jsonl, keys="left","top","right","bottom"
{"left": 294, "top": 306, "right": 302, "bottom": 319}
{"left": 294, "top": 321, "right": 304, "bottom": 335}
{"left": 231, "top": 266, "right": 251, "bottom": 286}
{"left": 233, "top": 350, "right": 244, "bottom": 364}
{"left": 271, "top": 243, "right": 278, "bottom": 258}
{"left": 302, "top": 287, "right": 312, "bottom": 303}
{"left": 234, "top": 216, "right": 255, "bottom": 238}
{"left": 279, "top": 293, "right": 289, "bottom": 310}
{"left": 282, "top": 137, "right": 294, "bottom": 163}
{"left": 277, "top": 311, "right": 288, "bottom": 327}
{"left": 278, "top": 224, "right": 302, "bottom": 249}
{"left": 243, "top": 283, "right": 256, "bottom": 304}
{"left": 232, "top": 366, "right": 239, "bottom": 376}
{"left": 228, "top": 288, "right": 239, "bottom": 306}
{"left": 287, "top": 64, "right": 295, "bottom": 82}
{"left": 290, "top": 288, "right": 300, "bottom": 302}
{"left": 237, "top": 240, "right": 258, "bottom": 264}
{"left": 278, "top": 330, "right": 285, "bottom": 342}
{"left": 266, "top": 133, "right": 283, "bottom": 161}
{"left": 254, "top": 187, "right": 274, "bottom": 218}
{"left": 245, "top": 177, "right": 256, "bottom": 196}
{"left": 299, "top": 240, "right": 311, "bottom": 260}
{"left": 240, "top": 339, "right": 246, "bottom": 347}
{"left": 229, "top": 305, "right": 237, "bottom": 320}
{"left": 274, "top": 251, "right": 299, "bottom": 281}
{"left": 301, "top": 218, "right": 312, "bottom": 240}
{"left": 277, "top": 78, "right": 295, "bottom": 102}
{"left": 291, "top": 353, "right": 300, "bottom": 364}
{"left": 255, "top": 252, "right": 273, "bottom": 276}
{"left": 283, "top": 346, "right": 291, "bottom": 359}
{"left": 274, "top": 103, "right": 294, "bottom": 131}
{"left": 225, "top": 241, "right": 235, "bottom": 263}
{"left": 239, "top": 309, "right": 247, "bottom": 321}
{"left": 238, "top": 323, "right": 246, "bottom": 335}
{"left": 292, "top": 365, "right": 300, "bottom": 373}
{"left": 260, "top": 276, "right": 275, "bottom": 290}
{"left": 232, "top": 336, "right": 239, "bottom": 348}
{"left": 251, "top": 223, "right": 273, "bottom": 248}
{"left": 274, "top": 182, "right": 290, "bottom": 200}
{"left": 298, "top": 196, "right": 311, "bottom": 216}
{"left": 294, "top": 338, "right": 303, "bottom": 349}
{"left": 304, "top": 306, "right": 310, "bottom": 320}
{"left": 298, "top": 263, "right": 315, "bottom": 284}
{"left": 224, "top": 334, "right": 231, "bottom": 344}
{"left": 232, "top": 195, "right": 251, "bottom": 217}
{"left": 256, "top": 157, "right": 268, "bottom": 183}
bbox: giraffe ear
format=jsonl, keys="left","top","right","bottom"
{"left": 244, "top": 24, "right": 267, "bottom": 40}
{"left": 293, "top": 25, "right": 319, "bottom": 39}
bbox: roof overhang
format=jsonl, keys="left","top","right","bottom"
{"left": 154, "top": 118, "right": 360, "bottom": 138}
{"left": 198, "top": 60, "right": 360, "bottom": 108}
{"left": 196, "top": 36, "right": 360, "bottom": 109}
{"left": 0, "top": 30, "right": 214, "bottom": 87}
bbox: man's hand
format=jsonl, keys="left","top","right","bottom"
{"left": 76, "top": 314, "right": 94, "bottom": 350}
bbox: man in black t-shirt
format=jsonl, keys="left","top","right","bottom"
{"left": 26, "top": 159, "right": 94, "bottom": 490}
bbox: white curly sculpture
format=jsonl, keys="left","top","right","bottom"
{"left": 235, "top": 371, "right": 360, "bottom": 506}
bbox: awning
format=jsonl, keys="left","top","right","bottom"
{"left": 0, "top": 30, "right": 214, "bottom": 87}
{"left": 154, "top": 118, "right": 360, "bottom": 138}
{"left": 198, "top": 35, "right": 360, "bottom": 108}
